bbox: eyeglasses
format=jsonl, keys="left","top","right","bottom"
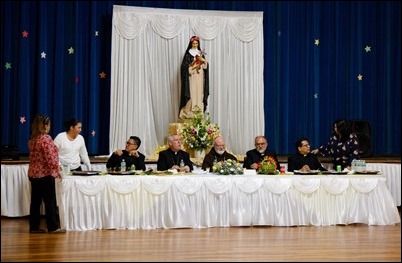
{"left": 126, "top": 141, "right": 136, "bottom": 146}
{"left": 255, "top": 143, "right": 266, "bottom": 146}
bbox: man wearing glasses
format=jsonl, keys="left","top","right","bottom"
{"left": 243, "top": 135, "right": 280, "bottom": 170}
{"left": 106, "top": 136, "right": 146, "bottom": 171}
{"left": 287, "top": 137, "right": 327, "bottom": 172}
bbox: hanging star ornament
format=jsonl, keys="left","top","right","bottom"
{"left": 91, "top": 130, "right": 96, "bottom": 137}
{"left": 99, "top": 71, "right": 106, "bottom": 79}
{"left": 357, "top": 74, "right": 363, "bottom": 81}
{"left": 314, "top": 93, "right": 319, "bottom": 99}
{"left": 364, "top": 45, "right": 371, "bottom": 53}
{"left": 314, "top": 39, "right": 320, "bottom": 46}
{"left": 41, "top": 51, "right": 46, "bottom": 58}
{"left": 5, "top": 62, "right": 12, "bottom": 69}
{"left": 95, "top": 31, "right": 99, "bottom": 36}
{"left": 20, "top": 116, "right": 26, "bottom": 124}
{"left": 68, "top": 47, "right": 75, "bottom": 54}
{"left": 22, "top": 30, "right": 29, "bottom": 38}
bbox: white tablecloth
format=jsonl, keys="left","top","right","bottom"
{"left": 1, "top": 164, "right": 31, "bottom": 217}
{"left": 56, "top": 174, "right": 400, "bottom": 231}
{"left": 367, "top": 163, "right": 401, "bottom": 207}
{"left": 2, "top": 163, "right": 401, "bottom": 218}
{"left": 1, "top": 163, "right": 106, "bottom": 217}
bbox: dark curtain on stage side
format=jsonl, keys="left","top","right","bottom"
{"left": 1, "top": 1, "right": 400, "bottom": 156}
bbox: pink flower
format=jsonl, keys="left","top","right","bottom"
{"left": 181, "top": 106, "right": 220, "bottom": 151}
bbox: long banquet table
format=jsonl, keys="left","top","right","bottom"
{"left": 1, "top": 163, "right": 401, "bottom": 217}
{"left": 1, "top": 163, "right": 106, "bottom": 217}
{"left": 56, "top": 173, "right": 400, "bottom": 231}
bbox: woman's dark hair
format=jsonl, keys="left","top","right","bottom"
{"left": 30, "top": 114, "right": 50, "bottom": 139}
{"left": 64, "top": 118, "right": 81, "bottom": 131}
{"left": 333, "top": 119, "right": 350, "bottom": 142}
{"left": 130, "top": 136, "right": 141, "bottom": 148}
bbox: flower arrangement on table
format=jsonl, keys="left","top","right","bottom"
{"left": 181, "top": 106, "right": 220, "bottom": 151}
{"left": 258, "top": 156, "right": 278, "bottom": 174}
{"left": 212, "top": 159, "right": 243, "bottom": 175}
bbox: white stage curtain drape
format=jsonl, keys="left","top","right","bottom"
{"left": 110, "top": 5, "right": 264, "bottom": 156}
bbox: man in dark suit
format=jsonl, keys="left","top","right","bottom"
{"left": 106, "top": 136, "right": 146, "bottom": 171}
{"left": 157, "top": 134, "right": 193, "bottom": 172}
{"left": 201, "top": 136, "right": 237, "bottom": 171}
{"left": 244, "top": 135, "right": 280, "bottom": 170}
{"left": 287, "top": 137, "right": 327, "bottom": 172}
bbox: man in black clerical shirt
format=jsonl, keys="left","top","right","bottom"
{"left": 287, "top": 137, "right": 327, "bottom": 172}
{"left": 157, "top": 135, "right": 193, "bottom": 172}
{"left": 244, "top": 135, "right": 280, "bottom": 170}
{"left": 201, "top": 136, "right": 237, "bottom": 171}
{"left": 106, "top": 136, "right": 146, "bottom": 171}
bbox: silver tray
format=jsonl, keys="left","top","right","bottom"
{"left": 354, "top": 170, "right": 380, "bottom": 175}
{"left": 321, "top": 171, "right": 348, "bottom": 175}
{"left": 109, "top": 171, "right": 136, "bottom": 175}
{"left": 72, "top": 171, "right": 100, "bottom": 176}
{"left": 293, "top": 170, "right": 320, "bottom": 175}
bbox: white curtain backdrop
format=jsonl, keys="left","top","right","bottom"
{"left": 110, "top": 5, "right": 264, "bottom": 156}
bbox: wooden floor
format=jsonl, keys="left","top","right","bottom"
{"left": 1, "top": 217, "right": 400, "bottom": 262}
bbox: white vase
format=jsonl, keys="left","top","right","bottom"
{"left": 194, "top": 149, "right": 205, "bottom": 158}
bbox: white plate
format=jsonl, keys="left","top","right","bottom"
{"left": 192, "top": 170, "right": 208, "bottom": 174}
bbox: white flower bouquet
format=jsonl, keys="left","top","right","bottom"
{"left": 212, "top": 159, "right": 243, "bottom": 175}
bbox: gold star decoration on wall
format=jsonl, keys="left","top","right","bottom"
{"left": 99, "top": 71, "right": 106, "bottom": 78}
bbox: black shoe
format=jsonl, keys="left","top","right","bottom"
{"left": 30, "top": 228, "right": 47, "bottom": 233}
{"left": 48, "top": 228, "right": 66, "bottom": 234}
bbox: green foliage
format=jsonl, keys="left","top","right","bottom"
{"left": 181, "top": 106, "right": 220, "bottom": 150}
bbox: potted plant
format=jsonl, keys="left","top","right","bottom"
{"left": 181, "top": 106, "right": 220, "bottom": 157}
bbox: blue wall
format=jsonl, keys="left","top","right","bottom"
{"left": 1, "top": 1, "right": 400, "bottom": 156}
